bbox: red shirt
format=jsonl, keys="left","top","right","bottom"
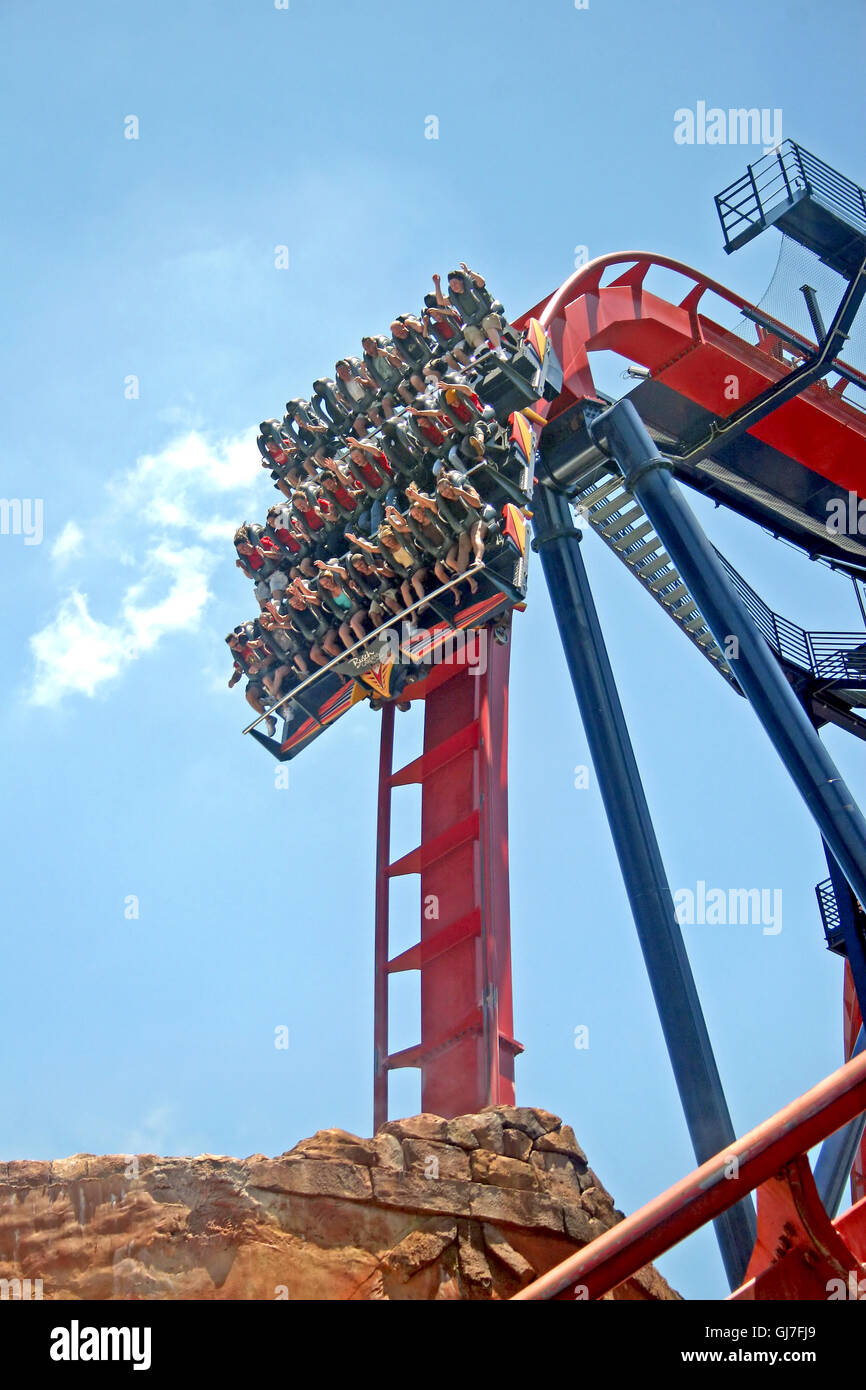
{"left": 273, "top": 526, "right": 301, "bottom": 554}
{"left": 431, "top": 315, "right": 458, "bottom": 344}
{"left": 418, "top": 415, "right": 450, "bottom": 446}
{"left": 296, "top": 505, "right": 324, "bottom": 532}
{"left": 329, "top": 483, "right": 358, "bottom": 511}
{"left": 445, "top": 388, "right": 482, "bottom": 424}
{"left": 355, "top": 451, "right": 392, "bottom": 489}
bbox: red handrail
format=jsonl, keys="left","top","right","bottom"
{"left": 513, "top": 1048, "right": 866, "bottom": 1300}
{"left": 520, "top": 250, "right": 866, "bottom": 390}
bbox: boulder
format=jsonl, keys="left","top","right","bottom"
{"left": 379, "top": 1114, "right": 448, "bottom": 1144}
{"left": 0, "top": 1110, "right": 678, "bottom": 1301}
{"left": 287, "top": 1130, "right": 379, "bottom": 1168}
{"left": 470, "top": 1151, "right": 539, "bottom": 1191}
{"left": 401, "top": 1139, "right": 472, "bottom": 1182}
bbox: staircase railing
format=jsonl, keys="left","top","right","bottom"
{"left": 715, "top": 551, "right": 866, "bottom": 685}
{"left": 816, "top": 876, "right": 845, "bottom": 953}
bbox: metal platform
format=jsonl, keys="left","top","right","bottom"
{"left": 715, "top": 141, "right": 866, "bottom": 279}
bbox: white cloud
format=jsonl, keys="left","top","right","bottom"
{"left": 107, "top": 430, "right": 258, "bottom": 533}
{"left": 30, "top": 592, "right": 126, "bottom": 705}
{"left": 31, "top": 548, "right": 216, "bottom": 706}
{"left": 29, "top": 430, "right": 258, "bottom": 706}
{"left": 51, "top": 520, "right": 84, "bottom": 566}
{"left": 121, "top": 545, "right": 212, "bottom": 655}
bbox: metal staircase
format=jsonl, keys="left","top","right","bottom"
{"left": 567, "top": 459, "right": 737, "bottom": 685}
{"left": 562, "top": 452, "right": 866, "bottom": 735}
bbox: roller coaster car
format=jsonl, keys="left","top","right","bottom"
{"left": 250, "top": 501, "right": 531, "bottom": 764}
{"left": 473, "top": 319, "right": 563, "bottom": 422}
{"left": 470, "top": 411, "right": 537, "bottom": 510}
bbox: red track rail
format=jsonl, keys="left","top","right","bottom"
{"left": 517, "top": 251, "right": 866, "bottom": 495}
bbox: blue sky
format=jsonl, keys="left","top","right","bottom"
{"left": 2, "top": 0, "right": 865, "bottom": 1300}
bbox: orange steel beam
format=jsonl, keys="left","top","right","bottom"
{"left": 513, "top": 1049, "right": 866, "bottom": 1300}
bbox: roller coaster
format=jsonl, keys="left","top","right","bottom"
{"left": 236, "top": 141, "right": 866, "bottom": 1299}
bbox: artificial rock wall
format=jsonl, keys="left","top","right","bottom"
{"left": 0, "top": 1106, "right": 678, "bottom": 1300}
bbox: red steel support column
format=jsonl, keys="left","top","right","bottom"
{"left": 373, "top": 702, "right": 395, "bottom": 1133}
{"left": 374, "top": 622, "right": 522, "bottom": 1124}
{"left": 478, "top": 624, "right": 517, "bottom": 1110}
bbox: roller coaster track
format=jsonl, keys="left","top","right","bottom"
{"left": 244, "top": 146, "right": 866, "bottom": 1291}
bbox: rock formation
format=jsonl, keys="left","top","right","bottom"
{"left": 0, "top": 1106, "right": 678, "bottom": 1300}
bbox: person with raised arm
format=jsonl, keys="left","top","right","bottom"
{"left": 288, "top": 575, "right": 342, "bottom": 665}
{"left": 422, "top": 292, "right": 470, "bottom": 368}
{"left": 314, "top": 561, "right": 370, "bottom": 649}
{"left": 442, "top": 264, "right": 505, "bottom": 353}
{"left": 436, "top": 469, "right": 500, "bottom": 591}
{"left": 402, "top": 482, "right": 454, "bottom": 589}
{"left": 226, "top": 630, "right": 279, "bottom": 736}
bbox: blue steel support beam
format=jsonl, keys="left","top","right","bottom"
{"left": 532, "top": 484, "right": 756, "bottom": 1291}
{"left": 588, "top": 398, "right": 866, "bottom": 1019}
